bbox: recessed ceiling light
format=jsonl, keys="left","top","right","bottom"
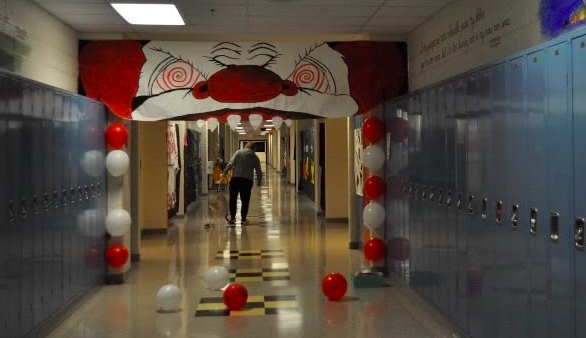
{"left": 111, "top": 3, "right": 185, "bottom": 25}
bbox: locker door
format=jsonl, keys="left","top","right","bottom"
{"left": 61, "top": 95, "right": 74, "bottom": 303}
{"left": 454, "top": 77, "right": 468, "bottom": 332}
{"left": 445, "top": 81, "right": 458, "bottom": 322}
{"left": 506, "top": 56, "right": 529, "bottom": 338}
{"left": 420, "top": 91, "right": 431, "bottom": 301}
{"left": 525, "top": 50, "right": 548, "bottom": 338}
{"left": 20, "top": 83, "right": 35, "bottom": 335}
{"left": 32, "top": 87, "right": 45, "bottom": 328}
{"left": 478, "top": 69, "right": 496, "bottom": 338}
{"left": 386, "top": 102, "right": 400, "bottom": 276}
{"left": 0, "top": 74, "right": 9, "bottom": 337}
{"left": 546, "top": 42, "right": 574, "bottom": 338}
{"left": 70, "top": 96, "right": 83, "bottom": 298}
{"left": 6, "top": 76, "right": 23, "bottom": 338}
{"left": 572, "top": 34, "right": 586, "bottom": 338}
{"left": 491, "top": 63, "right": 510, "bottom": 338}
{"left": 466, "top": 74, "right": 483, "bottom": 338}
{"left": 400, "top": 102, "right": 410, "bottom": 282}
{"left": 436, "top": 85, "right": 449, "bottom": 314}
{"left": 409, "top": 94, "right": 422, "bottom": 292}
{"left": 51, "top": 93, "right": 64, "bottom": 315}
{"left": 42, "top": 88, "right": 55, "bottom": 319}
{"left": 428, "top": 88, "right": 440, "bottom": 307}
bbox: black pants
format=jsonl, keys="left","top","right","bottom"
{"left": 229, "top": 177, "right": 253, "bottom": 220}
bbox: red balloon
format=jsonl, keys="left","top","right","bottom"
{"left": 223, "top": 283, "right": 248, "bottom": 311}
{"left": 322, "top": 273, "right": 347, "bottom": 301}
{"left": 390, "top": 118, "right": 408, "bottom": 143}
{"left": 362, "top": 117, "right": 385, "bottom": 144}
{"left": 106, "top": 244, "right": 129, "bottom": 268}
{"left": 364, "top": 238, "right": 386, "bottom": 261}
{"left": 364, "top": 176, "right": 386, "bottom": 200}
{"left": 106, "top": 123, "right": 129, "bottom": 149}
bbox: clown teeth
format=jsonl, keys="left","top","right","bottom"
{"left": 249, "top": 114, "right": 263, "bottom": 130}
{"left": 207, "top": 117, "right": 219, "bottom": 132}
{"left": 272, "top": 116, "right": 283, "bottom": 129}
{"left": 227, "top": 114, "right": 241, "bottom": 131}
{"left": 196, "top": 119, "right": 205, "bottom": 128}
{"left": 284, "top": 119, "right": 292, "bottom": 127}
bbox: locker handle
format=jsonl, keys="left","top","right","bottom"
{"left": 414, "top": 185, "right": 419, "bottom": 200}
{"left": 549, "top": 212, "right": 560, "bottom": 242}
{"left": 7, "top": 200, "right": 15, "bottom": 221}
{"left": 530, "top": 208, "right": 538, "bottom": 235}
{"left": 20, "top": 198, "right": 27, "bottom": 218}
{"left": 421, "top": 186, "right": 427, "bottom": 200}
{"left": 97, "top": 182, "right": 102, "bottom": 197}
{"left": 53, "top": 191, "right": 59, "bottom": 209}
{"left": 429, "top": 188, "right": 435, "bottom": 202}
{"left": 70, "top": 188, "right": 76, "bottom": 203}
{"left": 408, "top": 184, "right": 413, "bottom": 195}
{"left": 468, "top": 195, "right": 474, "bottom": 215}
{"left": 457, "top": 193, "right": 462, "bottom": 211}
{"left": 84, "top": 185, "right": 89, "bottom": 200}
{"left": 77, "top": 186, "right": 83, "bottom": 202}
{"left": 481, "top": 198, "right": 488, "bottom": 219}
{"left": 91, "top": 184, "right": 96, "bottom": 199}
{"left": 575, "top": 218, "right": 585, "bottom": 249}
{"left": 438, "top": 190, "right": 443, "bottom": 206}
{"left": 33, "top": 195, "right": 39, "bottom": 214}
{"left": 447, "top": 191, "right": 452, "bottom": 208}
{"left": 61, "top": 189, "right": 68, "bottom": 207}
{"left": 42, "top": 193, "right": 49, "bottom": 212}
{"left": 496, "top": 201, "right": 503, "bottom": 223}
{"left": 511, "top": 204, "right": 519, "bottom": 229}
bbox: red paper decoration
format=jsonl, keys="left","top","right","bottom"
{"left": 364, "top": 175, "right": 386, "bottom": 200}
{"left": 106, "top": 123, "right": 129, "bottom": 149}
{"left": 364, "top": 237, "right": 386, "bottom": 261}
{"left": 362, "top": 117, "right": 385, "bottom": 144}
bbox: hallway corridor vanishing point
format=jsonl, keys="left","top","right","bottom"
{"left": 46, "top": 170, "right": 461, "bottom": 338}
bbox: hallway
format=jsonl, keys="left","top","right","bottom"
{"left": 46, "top": 170, "right": 460, "bottom": 338}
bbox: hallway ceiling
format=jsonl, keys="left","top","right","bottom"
{"left": 32, "top": 0, "right": 453, "bottom": 39}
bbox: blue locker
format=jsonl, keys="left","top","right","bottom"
{"left": 400, "top": 102, "right": 410, "bottom": 282}
{"left": 409, "top": 94, "right": 422, "bottom": 292}
{"left": 6, "top": 76, "right": 23, "bottom": 338}
{"left": 428, "top": 87, "right": 440, "bottom": 307}
{"left": 546, "top": 42, "right": 575, "bottom": 338}
{"left": 490, "top": 63, "right": 510, "bottom": 338}
{"left": 445, "top": 81, "right": 459, "bottom": 322}
{"left": 572, "top": 33, "right": 586, "bottom": 338}
{"left": 454, "top": 77, "right": 469, "bottom": 332}
{"left": 50, "top": 92, "right": 64, "bottom": 315}
{"left": 505, "top": 56, "right": 529, "bottom": 338}
{"left": 385, "top": 102, "right": 401, "bottom": 276}
{"left": 525, "top": 49, "right": 549, "bottom": 338}
{"left": 420, "top": 90, "right": 431, "bottom": 301}
{"left": 0, "top": 74, "right": 9, "bottom": 337}
{"left": 61, "top": 94, "right": 74, "bottom": 303}
{"left": 20, "top": 83, "right": 35, "bottom": 335}
{"left": 436, "top": 85, "right": 449, "bottom": 314}
{"left": 477, "top": 69, "right": 496, "bottom": 338}
{"left": 465, "top": 74, "right": 483, "bottom": 338}
{"left": 32, "top": 87, "right": 45, "bottom": 328}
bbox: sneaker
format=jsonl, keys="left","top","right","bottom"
{"left": 241, "top": 219, "right": 249, "bottom": 225}
{"left": 225, "top": 215, "right": 236, "bottom": 224}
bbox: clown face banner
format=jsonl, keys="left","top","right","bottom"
{"left": 79, "top": 40, "right": 406, "bottom": 122}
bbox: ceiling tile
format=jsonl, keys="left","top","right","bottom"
{"left": 62, "top": 14, "right": 128, "bottom": 25}
{"left": 184, "top": 15, "right": 248, "bottom": 25}
{"left": 248, "top": 0, "right": 385, "bottom": 5}
{"left": 385, "top": 0, "right": 453, "bottom": 6}
{"left": 179, "top": 4, "right": 247, "bottom": 17}
{"left": 377, "top": 6, "right": 442, "bottom": 17}
{"left": 71, "top": 24, "right": 135, "bottom": 33}
{"left": 38, "top": 3, "right": 117, "bottom": 15}
{"left": 249, "top": 16, "right": 367, "bottom": 26}
{"left": 368, "top": 16, "right": 427, "bottom": 26}
{"left": 362, "top": 25, "right": 417, "bottom": 33}
{"left": 249, "top": 5, "right": 378, "bottom": 17}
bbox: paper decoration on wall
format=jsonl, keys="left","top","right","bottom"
{"left": 227, "top": 114, "right": 241, "bottom": 130}
{"left": 272, "top": 116, "right": 283, "bottom": 129}
{"left": 284, "top": 119, "right": 292, "bottom": 127}
{"left": 354, "top": 128, "right": 364, "bottom": 196}
{"left": 79, "top": 40, "right": 406, "bottom": 121}
{"left": 249, "top": 114, "right": 263, "bottom": 130}
{"left": 207, "top": 118, "right": 218, "bottom": 131}
{"left": 540, "top": 0, "right": 586, "bottom": 36}
{"left": 196, "top": 119, "right": 205, "bottom": 128}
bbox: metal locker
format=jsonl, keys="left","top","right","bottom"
{"left": 20, "top": 83, "right": 35, "bottom": 336}
{"left": 505, "top": 56, "right": 529, "bottom": 338}
{"left": 465, "top": 74, "right": 483, "bottom": 338}
{"left": 51, "top": 92, "right": 64, "bottom": 315}
{"left": 428, "top": 87, "right": 440, "bottom": 307}
{"left": 477, "top": 68, "right": 496, "bottom": 338}
{"left": 0, "top": 74, "right": 10, "bottom": 338}
{"left": 32, "top": 87, "right": 45, "bottom": 328}
{"left": 436, "top": 84, "right": 449, "bottom": 314}
{"left": 61, "top": 94, "right": 74, "bottom": 303}
{"left": 400, "top": 101, "right": 410, "bottom": 282}
{"left": 409, "top": 93, "right": 422, "bottom": 292}
{"left": 525, "top": 49, "right": 548, "bottom": 338}
{"left": 70, "top": 96, "right": 83, "bottom": 298}
{"left": 420, "top": 90, "right": 432, "bottom": 301}
{"left": 6, "top": 76, "right": 23, "bottom": 338}
{"left": 546, "top": 42, "right": 574, "bottom": 338}
{"left": 490, "top": 63, "right": 510, "bottom": 338}
{"left": 385, "top": 102, "right": 399, "bottom": 276}
{"left": 454, "top": 77, "right": 469, "bottom": 332}
{"left": 445, "top": 81, "right": 459, "bottom": 322}
{"left": 572, "top": 33, "right": 586, "bottom": 338}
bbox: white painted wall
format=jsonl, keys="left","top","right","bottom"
{"left": 408, "top": 0, "right": 543, "bottom": 89}
{"left": 0, "top": 0, "right": 78, "bottom": 91}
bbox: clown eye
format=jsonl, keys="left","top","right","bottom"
{"left": 150, "top": 59, "right": 203, "bottom": 95}
{"left": 289, "top": 58, "right": 334, "bottom": 94}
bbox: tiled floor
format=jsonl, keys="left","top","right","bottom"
{"left": 46, "top": 168, "right": 465, "bottom": 338}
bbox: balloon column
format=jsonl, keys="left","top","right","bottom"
{"left": 105, "top": 122, "right": 130, "bottom": 270}
{"left": 361, "top": 117, "right": 387, "bottom": 263}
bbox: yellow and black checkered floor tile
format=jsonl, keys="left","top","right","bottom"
{"left": 195, "top": 295, "right": 299, "bottom": 317}
{"left": 215, "top": 249, "right": 284, "bottom": 260}
{"left": 227, "top": 267, "right": 290, "bottom": 282}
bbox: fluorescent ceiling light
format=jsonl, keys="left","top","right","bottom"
{"left": 111, "top": 3, "right": 185, "bottom": 25}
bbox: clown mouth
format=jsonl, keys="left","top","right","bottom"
{"left": 132, "top": 109, "right": 321, "bottom": 122}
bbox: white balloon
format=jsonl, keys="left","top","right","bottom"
{"left": 196, "top": 120, "right": 205, "bottom": 128}
{"left": 156, "top": 285, "right": 182, "bottom": 312}
{"left": 106, "top": 150, "right": 130, "bottom": 177}
{"left": 362, "top": 145, "right": 385, "bottom": 171}
{"left": 81, "top": 150, "right": 105, "bottom": 177}
{"left": 363, "top": 201, "right": 386, "bottom": 229}
{"left": 272, "top": 117, "right": 283, "bottom": 129}
{"left": 249, "top": 114, "right": 263, "bottom": 130}
{"left": 106, "top": 209, "right": 131, "bottom": 237}
{"left": 284, "top": 119, "right": 292, "bottom": 127}
{"left": 207, "top": 118, "right": 218, "bottom": 132}
{"left": 227, "top": 115, "right": 241, "bottom": 131}
{"left": 204, "top": 266, "right": 230, "bottom": 290}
